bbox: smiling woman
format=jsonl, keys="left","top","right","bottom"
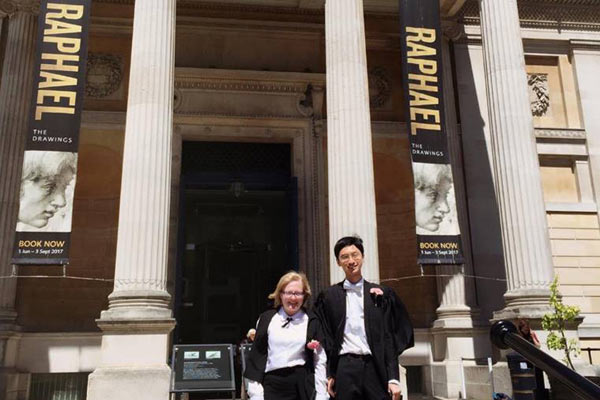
{"left": 17, "top": 150, "right": 77, "bottom": 232}
{"left": 244, "top": 271, "right": 328, "bottom": 400}
{"left": 267, "top": 271, "right": 312, "bottom": 315}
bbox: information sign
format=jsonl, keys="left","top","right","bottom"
{"left": 171, "top": 344, "right": 236, "bottom": 393}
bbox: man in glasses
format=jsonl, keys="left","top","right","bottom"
{"left": 315, "top": 236, "right": 414, "bottom": 400}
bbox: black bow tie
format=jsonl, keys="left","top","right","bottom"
{"left": 282, "top": 317, "right": 293, "bottom": 328}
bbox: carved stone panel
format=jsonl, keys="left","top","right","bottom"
{"left": 528, "top": 73, "right": 550, "bottom": 117}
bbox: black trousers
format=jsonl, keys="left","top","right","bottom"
{"left": 335, "top": 354, "right": 391, "bottom": 400}
{"left": 263, "top": 365, "right": 309, "bottom": 400}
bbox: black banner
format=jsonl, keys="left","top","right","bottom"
{"left": 12, "top": 0, "right": 91, "bottom": 265}
{"left": 399, "top": 0, "right": 464, "bottom": 264}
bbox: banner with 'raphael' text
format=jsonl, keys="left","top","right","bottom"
{"left": 12, "top": 0, "right": 91, "bottom": 264}
{"left": 399, "top": 0, "right": 464, "bottom": 264}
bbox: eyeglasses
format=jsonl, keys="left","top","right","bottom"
{"left": 281, "top": 291, "right": 305, "bottom": 298}
{"left": 339, "top": 252, "right": 362, "bottom": 262}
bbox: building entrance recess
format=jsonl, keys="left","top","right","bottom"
{"left": 174, "top": 141, "right": 298, "bottom": 398}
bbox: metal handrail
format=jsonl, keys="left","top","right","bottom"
{"left": 490, "top": 320, "right": 600, "bottom": 400}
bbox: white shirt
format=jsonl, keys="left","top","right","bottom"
{"left": 246, "top": 308, "right": 328, "bottom": 400}
{"left": 340, "top": 278, "right": 372, "bottom": 356}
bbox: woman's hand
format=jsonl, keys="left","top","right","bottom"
{"left": 327, "top": 377, "right": 336, "bottom": 397}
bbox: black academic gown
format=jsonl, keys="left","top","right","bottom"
{"left": 314, "top": 280, "right": 414, "bottom": 391}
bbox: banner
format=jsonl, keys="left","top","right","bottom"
{"left": 12, "top": 0, "right": 91, "bottom": 264}
{"left": 399, "top": 0, "right": 464, "bottom": 264}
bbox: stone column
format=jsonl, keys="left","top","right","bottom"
{"left": 479, "top": 0, "right": 554, "bottom": 318}
{"left": 86, "top": 1, "right": 176, "bottom": 399}
{"left": 325, "top": 0, "right": 379, "bottom": 283}
{"left": 0, "top": 3, "right": 38, "bottom": 399}
{"left": 434, "top": 37, "right": 478, "bottom": 326}
{"left": 429, "top": 37, "right": 490, "bottom": 399}
{"left": 0, "top": 0, "right": 37, "bottom": 330}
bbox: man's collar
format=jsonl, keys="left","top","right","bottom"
{"left": 343, "top": 278, "right": 364, "bottom": 291}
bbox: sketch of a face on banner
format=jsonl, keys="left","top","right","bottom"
{"left": 16, "top": 151, "right": 77, "bottom": 232}
{"left": 413, "top": 162, "right": 460, "bottom": 236}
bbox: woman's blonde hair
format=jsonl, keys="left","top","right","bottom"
{"left": 268, "top": 271, "right": 312, "bottom": 308}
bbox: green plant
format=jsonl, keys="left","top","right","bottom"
{"left": 541, "top": 276, "right": 580, "bottom": 370}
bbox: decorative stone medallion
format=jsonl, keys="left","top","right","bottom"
{"left": 368, "top": 66, "right": 392, "bottom": 109}
{"left": 528, "top": 73, "right": 550, "bottom": 117}
{"left": 85, "top": 53, "right": 123, "bottom": 98}
{"left": 0, "top": 0, "right": 40, "bottom": 15}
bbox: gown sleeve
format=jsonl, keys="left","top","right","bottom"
{"left": 387, "top": 289, "right": 415, "bottom": 356}
{"left": 313, "top": 291, "right": 334, "bottom": 377}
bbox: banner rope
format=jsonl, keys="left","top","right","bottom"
{"left": 380, "top": 274, "right": 507, "bottom": 283}
{"left": 0, "top": 274, "right": 114, "bottom": 282}
{"left": 0, "top": 273, "right": 507, "bottom": 283}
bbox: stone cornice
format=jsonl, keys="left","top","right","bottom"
{"left": 175, "top": 68, "right": 325, "bottom": 93}
{"left": 174, "top": 68, "right": 325, "bottom": 118}
{"left": 0, "top": 0, "right": 40, "bottom": 16}
{"left": 92, "top": 0, "right": 131, "bottom": 3}
{"left": 569, "top": 39, "right": 600, "bottom": 50}
{"left": 92, "top": 0, "right": 467, "bottom": 18}
{"left": 90, "top": 16, "right": 132, "bottom": 35}
{"left": 458, "top": 0, "right": 600, "bottom": 32}
{"left": 534, "top": 127, "right": 586, "bottom": 140}
{"left": 178, "top": 0, "right": 320, "bottom": 15}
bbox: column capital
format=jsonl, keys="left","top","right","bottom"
{"left": 0, "top": 0, "right": 40, "bottom": 16}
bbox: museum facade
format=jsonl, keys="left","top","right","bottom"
{"left": 1, "top": 0, "right": 600, "bottom": 399}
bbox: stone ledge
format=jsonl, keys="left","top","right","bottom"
{"left": 546, "top": 202, "right": 597, "bottom": 213}
{"left": 96, "top": 318, "right": 175, "bottom": 334}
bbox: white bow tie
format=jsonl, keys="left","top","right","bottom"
{"left": 343, "top": 279, "right": 363, "bottom": 292}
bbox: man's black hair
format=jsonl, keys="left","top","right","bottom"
{"left": 333, "top": 236, "right": 364, "bottom": 260}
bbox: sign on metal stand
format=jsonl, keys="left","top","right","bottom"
{"left": 170, "top": 344, "right": 236, "bottom": 399}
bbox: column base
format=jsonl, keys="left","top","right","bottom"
{"left": 94, "top": 312, "right": 175, "bottom": 367}
{"left": 0, "top": 310, "right": 19, "bottom": 333}
{"left": 88, "top": 290, "right": 176, "bottom": 400}
{"left": 493, "top": 289, "right": 552, "bottom": 320}
{"left": 0, "top": 368, "right": 29, "bottom": 400}
{"left": 431, "top": 323, "right": 491, "bottom": 363}
{"left": 429, "top": 360, "right": 511, "bottom": 400}
{"left": 87, "top": 319, "right": 175, "bottom": 400}
{"left": 87, "top": 365, "right": 171, "bottom": 400}
{"left": 0, "top": 323, "right": 23, "bottom": 399}
{"left": 434, "top": 304, "right": 480, "bottom": 326}
{"left": 102, "top": 289, "right": 173, "bottom": 321}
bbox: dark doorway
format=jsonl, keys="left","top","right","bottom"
{"left": 174, "top": 141, "right": 298, "bottom": 397}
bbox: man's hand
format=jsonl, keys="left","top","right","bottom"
{"left": 388, "top": 382, "right": 401, "bottom": 400}
{"left": 327, "top": 377, "right": 336, "bottom": 397}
